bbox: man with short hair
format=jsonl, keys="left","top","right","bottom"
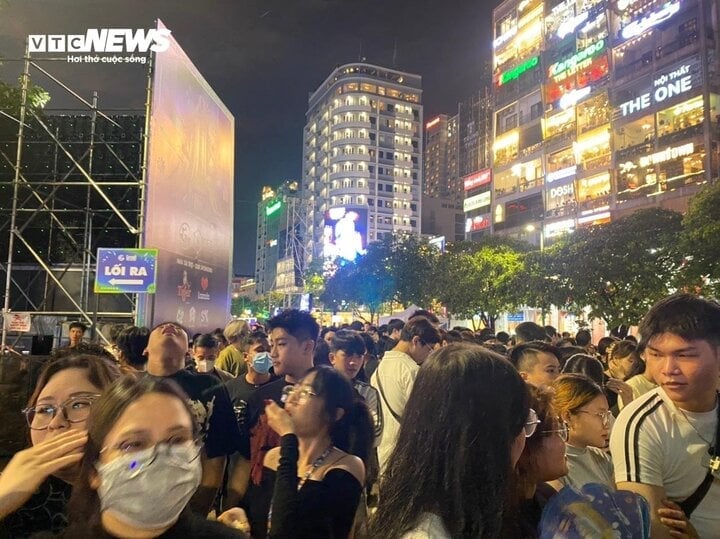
{"left": 386, "top": 318, "right": 405, "bottom": 348}
{"left": 371, "top": 317, "right": 441, "bottom": 470}
{"left": 610, "top": 294, "right": 720, "bottom": 538}
{"left": 193, "top": 333, "right": 233, "bottom": 382}
{"left": 515, "top": 321, "right": 549, "bottom": 344}
{"left": 234, "top": 309, "right": 319, "bottom": 537}
{"left": 143, "top": 321, "right": 240, "bottom": 514}
{"left": 216, "top": 319, "right": 251, "bottom": 376}
{"left": 67, "top": 322, "right": 87, "bottom": 348}
{"left": 509, "top": 341, "right": 561, "bottom": 388}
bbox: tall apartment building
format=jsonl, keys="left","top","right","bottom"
{"left": 490, "top": 0, "right": 719, "bottom": 246}
{"left": 424, "top": 114, "right": 460, "bottom": 200}
{"left": 302, "top": 63, "right": 423, "bottom": 265}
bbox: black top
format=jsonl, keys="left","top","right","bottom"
{"left": 59, "top": 508, "right": 248, "bottom": 538}
{"left": 1, "top": 476, "right": 71, "bottom": 538}
{"left": 264, "top": 434, "right": 362, "bottom": 539}
{"left": 225, "top": 375, "right": 277, "bottom": 429}
{"left": 145, "top": 369, "right": 240, "bottom": 459}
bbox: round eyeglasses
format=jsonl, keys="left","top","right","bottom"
{"left": 525, "top": 408, "right": 541, "bottom": 438}
{"left": 281, "top": 384, "right": 318, "bottom": 405}
{"left": 23, "top": 394, "right": 101, "bottom": 430}
{"left": 541, "top": 422, "right": 569, "bottom": 442}
{"left": 100, "top": 438, "right": 203, "bottom": 478}
{"left": 575, "top": 409, "right": 613, "bottom": 428}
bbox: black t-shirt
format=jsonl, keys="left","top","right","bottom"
{"left": 1, "top": 475, "right": 71, "bottom": 538}
{"left": 145, "top": 370, "right": 241, "bottom": 459}
{"left": 225, "top": 375, "right": 277, "bottom": 430}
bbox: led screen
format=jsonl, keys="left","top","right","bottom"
{"left": 322, "top": 207, "right": 368, "bottom": 262}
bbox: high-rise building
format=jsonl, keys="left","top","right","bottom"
{"left": 424, "top": 114, "right": 459, "bottom": 200}
{"left": 302, "top": 63, "right": 423, "bottom": 265}
{"left": 490, "top": 0, "right": 719, "bottom": 246}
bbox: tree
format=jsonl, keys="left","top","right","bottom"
{"left": 550, "top": 208, "right": 683, "bottom": 328}
{"left": 385, "top": 233, "right": 439, "bottom": 307}
{"left": 677, "top": 181, "right": 720, "bottom": 296}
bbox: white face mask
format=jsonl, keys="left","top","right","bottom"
{"left": 196, "top": 359, "right": 213, "bottom": 373}
{"left": 96, "top": 444, "right": 202, "bottom": 529}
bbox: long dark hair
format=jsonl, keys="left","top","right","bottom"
{"left": 65, "top": 376, "right": 196, "bottom": 537}
{"left": 369, "top": 343, "right": 530, "bottom": 538}
{"left": 306, "top": 366, "right": 373, "bottom": 464}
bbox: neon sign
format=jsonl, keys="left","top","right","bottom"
{"left": 549, "top": 39, "right": 605, "bottom": 82}
{"left": 498, "top": 56, "right": 539, "bottom": 85}
{"left": 266, "top": 200, "right": 282, "bottom": 216}
{"left": 547, "top": 165, "right": 577, "bottom": 183}
{"left": 638, "top": 143, "right": 694, "bottom": 167}
{"left": 466, "top": 215, "right": 491, "bottom": 232}
{"left": 545, "top": 219, "right": 575, "bottom": 238}
{"left": 621, "top": 1, "right": 680, "bottom": 40}
{"left": 549, "top": 183, "right": 574, "bottom": 199}
{"left": 557, "top": 12, "right": 589, "bottom": 39}
{"left": 426, "top": 117, "right": 441, "bottom": 129}
{"left": 493, "top": 26, "right": 517, "bottom": 48}
{"left": 560, "top": 87, "right": 592, "bottom": 109}
{"left": 619, "top": 64, "right": 694, "bottom": 117}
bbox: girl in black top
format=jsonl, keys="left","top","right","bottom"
{"left": 223, "top": 366, "right": 372, "bottom": 538}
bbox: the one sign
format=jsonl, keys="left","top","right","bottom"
{"left": 4, "top": 312, "right": 32, "bottom": 332}
{"left": 95, "top": 248, "right": 158, "bottom": 294}
{"left": 464, "top": 191, "right": 492, "bottom": 212}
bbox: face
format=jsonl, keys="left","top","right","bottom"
{"left": 69, "top": 327, "right": 84, "bottom": 345}
{"left": 270, "top": 328, "right": 313, "bottom": 379}
{"left": 283, "top": 372, "right": 327, "bottom": 436}
{"left": 330, "top": 349, "right": 363, "bottom": 379}
{"left": 192, "top": 346, "right": 218, "bottom": 372}
{"left": 566, "top": 394, "right": 610, "bottom": 449}
{"left": 524, "top": 352, "right": 561, "bottom": 388}
{"left": 409, "top": 336, "right": 438, "bottom": 365}
{"left": 243, "top": 340, "right": 270, "bottom": 367}
{"left": 609, "top": 354, "right": 634, "bottom": 379}
{"left": 323, "top": 331, "right": 336, "bottom": 345}
{"left": 95, "top": 393, "right": 195, "bottom": 469}
{"left": 30, "top": 368, "right": 103, "bottom": 446}
{"left": 645, "top": 333, "right": 720, "bottom": 412}
{"left": 145, "top": 323, "right": 189, "bottom": 362}
{"left": 533, "top": 418, "right": 569, "bottom": 482}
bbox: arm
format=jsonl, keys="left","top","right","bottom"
{"left": 365, "top": 386, "right": 383, "bottom": 444}
{"left": 225, "top": 454, "right": 251, "bottom": 509}
{"left": 188, "top": 452, "right": 225, "bottom": 515}
{"left": 267, "top": 435, "right": 300, "bottom": 538}
{"left": 616, "top": 482, "right": 672, "bottom": 539}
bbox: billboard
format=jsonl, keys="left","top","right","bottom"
{"left": 142, "top": 20, "right": 234, "bottom": 332}
{"left": 322, "top": 207, "right": 368, "bottom": 262}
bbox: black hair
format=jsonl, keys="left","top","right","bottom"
{"left": 515, "top": 322, "right": 549, "bottom": 344}
{"left": 478, "top": 328, "right": 496, "bottom": 342}
{"left": 115, "top": 326, "right": 150, "bottom": 369}
{"left": 561, "top": 354, "right": 605, "bottom": 386}
{"left": 348, "top": 320, "right": 364, "bottom": 331}
{"left": 358, "top": 332, "right": 376, "bottom": 357}
{"left": 107, "top": 323, "right": 126, "bottom": 344}
{"left": 370, "top": 343, "right": 529, "bottom": 538}
{"left": 211, "top": 329, "right": 228, "bottom": 347}
{"left": 329, "top": 330, "right": 366, "bottom": 356}
{"left": 399, "top": 317, "right": 441, "bottom": 345}
{"left": 509, "top": 341, "right": 559, "bottom": 373}
{"left": 408, "top": 309, "right": 440, "bottom": 325}
{"left": 496, "top": 331, "right": 510, "bottom": 345}
{"left": 52, "top": 342, "right": 116, "bottom": 362}
{"left": 443, "top": 329, "right": 464, "bottom": 344}
{"left": 556, "top": 345, "right": 587, "bottom": 369}
{"left": 313, "top": 340, "right": 332, "bottom": 367}
{"left": 610, "top": 340, "right": 645, "bottom": 379}
{"left": 193, "top": 333, "right": 218, "bottom": 350}
{"left": 387, "top": 318, "right": 405, "bottom": 335}
{"left": 639, "top": 294, "right": 720, "bottom": 349}
{"left": 575, "top": 329, "right": 592, "bottom": 347}
{"left": 68, "top": 322, "right": 87, "bottom": 332}
{"left": 268, "top": 309, "right": 320, "bottom": 344}
{"left": 597, "top": 336, "right": 619, "bottom": 360}
{"left": 544, "top": 325, "right": 558, "bottom": 338}
{"left": 307, "top": 366, "right": 373, "bottom": 463}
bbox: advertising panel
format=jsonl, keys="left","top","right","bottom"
{"left": 322, "top": 207, "right": 368, "bottom": 262}
{"left": 613, "top": 55, "right": 702, "bottom": 120}
{"left": 463, "top": 191, "right": 492, "bottom": 213}
{"left": 463, "top": 168, "right": 492, "bottom": 191}
{"left": 143, "top": 20, "right": 234, "bottom": 332}
{"left": 465, "top": 214, "right": 491, "bottom": 233}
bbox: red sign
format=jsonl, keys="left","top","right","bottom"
{"left": 463, "top": 169, "right": 492, "bottom": 191}
{"left": 467, "top": 215, "right": 491, "bottom": 231}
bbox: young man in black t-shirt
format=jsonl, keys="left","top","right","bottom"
{"left": 143, "top": 321, "right": 241, "bottom": 514}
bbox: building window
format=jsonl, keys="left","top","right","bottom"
{"left": 368, "top": 198, "right": 374, "bottom": 206}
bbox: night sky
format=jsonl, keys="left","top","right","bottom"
{"left": 0, "top": 0, "right": 498, "bottom": 275}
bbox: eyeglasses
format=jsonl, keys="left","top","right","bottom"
{"left": 525, "top": 408, "right": 541, "bottom": 437}
{"left": 574, "top": 409, "right": 613, "bottom": 427}
{"left": 23, "top": 394, "right": 101, "bottom": 430}
{"left": 541, "top": 422, "right": 569, "bottom": 442}
{"left": 281, "top": 384, "right": 317, "bottom": 405}
{"left": 100, "top": 438, "right": 203, "bottom": 478}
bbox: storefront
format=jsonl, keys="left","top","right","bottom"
{"left": 576, "top": 171, "right": 611, "bottom": 204}
{"left": 574, "top": 126, "right": 611, "bottom": 172}
{"left": 545, "top": 178, "right": 576, "bottom": 217}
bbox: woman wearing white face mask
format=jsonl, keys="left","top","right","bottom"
{"left": 61, "top": 376, "right": 246, "bottom": 538}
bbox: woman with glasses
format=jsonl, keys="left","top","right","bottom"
{"left": 221, "top": 365, "right": 372, "bottom": 538}
{"left": 369, "top": 343, "right": 530, "bottom": 538}
{"left": 62, "top": 376, "right": 246, "bottom": 537}
{"left": 0, "top": 354, "right": 120, "bottom": 537}
{"left": 549, "top": 373, "right": 615, "bottom": 491}
{"left": 503, "top": 385, "right": 569, "bottom": 538}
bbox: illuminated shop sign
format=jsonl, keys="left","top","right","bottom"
{"left": 464, "top": 169, "right": 493, "bottom": 191}
{"left": 618, "top": 61, "right": 700, "bottom": 117}
{"left": 549, "top": 183, "right": 574, "bottom": 199}
{"left": 464, "top": 192, "right": 491, "bottom": 212}
{"left": 617, "top": 0, "right": 639, "bottom": 9}
{"left": 557, "top": 12, "right": 589, "bottom": 39}
{"left": 619, "top": 143, "right": 695, "bottom": 173}
{"left": 493, "top": 26, "right": 517, "bottom": 48}
{"left": 549, "top": 39, "right": 606, "bottom": 82}
{"left": 426, "top": 117, "right": 441, "bottom": 129}
{"left": 560, "top": 87, "right": 592, "bottom": 109}
{"left": 547, "top": 165, "right": 577, "bottom": 183}
{"left": 578, "top": 210, "right": 611, "bottom": 225}
{"left": 544, "top": 219, "right": 576, "bottom": 238}
{"left": 498, "top": 56, "right": 539, "bottom": 85}
{"left": 621, "top": 1, "right": 681, "bottom": 40}
{"left": 466, "top": 214, "right": 491, "bottom": 232}
{"left": 266, "top": 200, "right": 282, "bottom": 216}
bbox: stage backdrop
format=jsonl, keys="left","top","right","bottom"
{"left": 141, "top": 19, "right": 234, "bottom": 332}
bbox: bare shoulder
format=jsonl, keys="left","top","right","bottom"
{"left": 264, "top": 446, "right": 281, "bottom": 471}
{"left": 325, "top": 451, "right": 365, "bottom": 485}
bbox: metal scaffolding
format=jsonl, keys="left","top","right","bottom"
{"left": 0, "top": 45, "right": 151, "bottom": 348}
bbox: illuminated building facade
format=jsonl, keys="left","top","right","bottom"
{"left": 424, "top": 114, "right": 460, "bottom": 199}
{"left": 491, "top": 0, "right": 720, "bottom": 245}
{"left": 303, "top": 63, "right": 423, "bottom": 266}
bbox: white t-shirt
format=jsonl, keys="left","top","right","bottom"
{"left": 370, "top": 349, "right": 419, "bottom": 470}
{"left": 618, "top": 374, "right": 658, "bottom": 410}
{"left": 610, "top": 387, "right": 720, "bottom": 538}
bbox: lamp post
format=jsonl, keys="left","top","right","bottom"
{"left": 526, "top": 223, "right": 547, "bottom": 324}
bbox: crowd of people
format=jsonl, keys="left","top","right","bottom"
{"left": 0, "top": 292, "right": 718, "bottom": 538}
